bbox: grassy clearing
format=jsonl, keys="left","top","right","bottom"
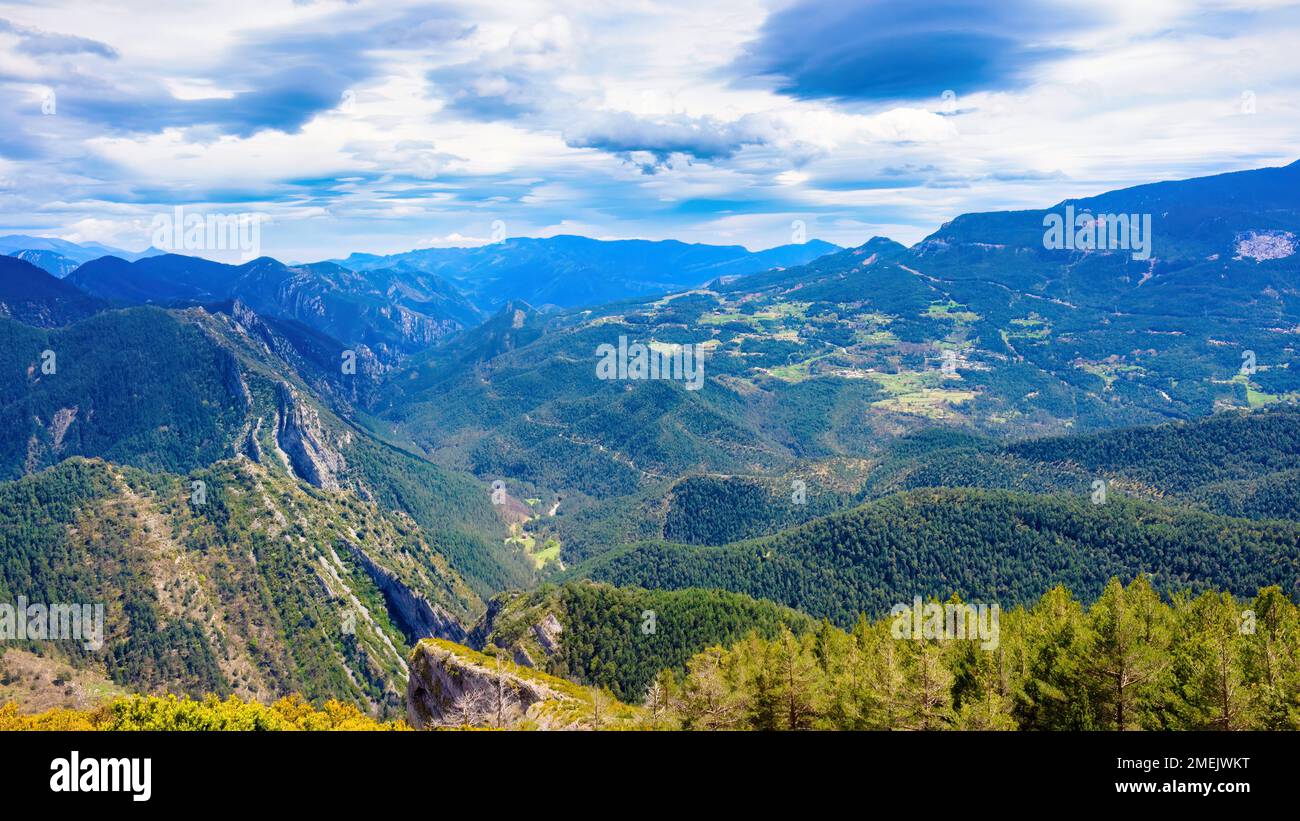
{"left": 872, "top": 389, "right": 977, "bottom": 417}
{"left": 1007, "top": 315, "right": 1051, "bottom": 340}
{"left": 855, "top": 328, "right": 899, "bottom": 346}
{"left": 926, "top": 300, "right": 981, "bottom": 323}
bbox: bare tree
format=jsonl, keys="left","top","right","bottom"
{"left": 644, "top": 678, "right": 666, "bottom": 727}
{"left": 591, "top": 686, "right": 606, "bottom": 730}
{"left": 438, "top": 689, "right": 488, "bottom": 728}
{"left": 490, "top": 654, "right": 520, "bottom": 728}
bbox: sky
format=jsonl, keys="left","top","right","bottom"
{"left": 1, "top": 0, "right": 1298, "bottom": 262}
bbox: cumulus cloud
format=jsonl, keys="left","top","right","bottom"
{"left": 0, "top": 0, "right": 1297, "bottom": 260}
{"left": 427, "top": 13, "right": 578, "bottom": 120}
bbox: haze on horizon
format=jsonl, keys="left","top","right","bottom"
{"left": 1, "top": 0, "right": 1298, "bottom": 261}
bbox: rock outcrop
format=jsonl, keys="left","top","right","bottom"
{"left": 465, "top": 592, "right": 564, "bottom": 669}
{"left": 227, "top": 299, "right": 386, "bottom": 407}
{"left": 275, "top": 382, "right": 348, "bottom": 489}
{"left": 407, "top": 639, "right": 585, "bottom": 730}
{"left": 532, "top": 613, "right": 563, "bottom": 656}
{"left": 347, "top": 543, "right": 466, "bottom": 644}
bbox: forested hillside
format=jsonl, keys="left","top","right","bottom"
{"left": 0, "top": 309, "right": 247, "bottom": 479}
{"left": 472, "top": 581, "right": 815, "bottom": 701}
{"left": 67, "top": 254, "right": 475, "bottom": 363}
{"left": 0, "top": 256, "right": 103, "bottom": 327}
{"left": 0, "top": 303, "right": 532, "bottom": 599}
{"left": 862, "top": 406, "right": 1300, "bottom": 520}
{"left": 0, "top": 456, "right": 481, "bottom": 717}
{"left": 647, "top": 579, "right": 1300, "bottom": 731}
{"left": 575, "top": 488, "right": 1300, "bottom": 626}
{"left": 360, "top": 164, "right": 1300, "bottom": 572}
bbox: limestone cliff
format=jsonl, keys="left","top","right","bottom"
{"left": 466, "top": 590, "right": 565, "bottom": 669}
{"left": 275, "top": 381, "right": 348, "bottom": 489}
{"left": 348, "top": 543, "right": 467, "bottom": 644}
{"left": 407, "top": 639, "right": 639, "bottom": 730}
{"left": 407, "top": 640, "right": 578, "bottom": 730}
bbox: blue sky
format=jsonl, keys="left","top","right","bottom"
{"left": 1, "top": 0, "right": 1298, "bottom": 261}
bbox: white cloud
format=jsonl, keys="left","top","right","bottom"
{"left": 0, "top": 0, "right": 1297, "bottom": 258}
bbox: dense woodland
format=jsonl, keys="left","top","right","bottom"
{"left": 861, "top": 406, "right": 1300, "bottom": 517}
{"left": 644, "top": 579, "right": 1300, "bottom": 731}
{"left": 0, "top": 459, "right": 227, "bottom": 694}
{"left": 480, "top": 583, "right": 815, "bottom": 701}
{"left": 577, "top": 487, "right": 1300, "bottom": 626}
{"left": 0, "top": 309, "right": 246, "bottom": 480}
{"left": 0, "top": 456, "right": 477, "bottom": 717}
{"left": 11, "top": 579, "right": 1296, "bottom": 732}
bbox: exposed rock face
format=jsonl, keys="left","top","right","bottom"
{"left": 23, "top": 406, "right": 80, "bottom": 472}
{"left": 228, "top": 299, "right": 386, "bottom": 407}
{"left": 231, "top": 299, "right": 304, "bottom": 372}
{"left": 244, "top": 416, "right": 264, "bottom": 462}
{"left": 220, "top": 346, "right": 253, "bottom": 412}
{"left": 275, "top": 382, "right": 348, "bottom": 489}
{"left": 407, "top": 640, "right": 578, "bottom": 730}
{"left": 465, "top": 595, "right": 510, "bottom": 649}
{"left": 347, "top": 543, "right": 466, "bottom": 644}
{"left": 465, "top": 593, "right": 564, "bottom": 669}
{"left": 49, "top": 406, "right": 77, "bottom": 450}
{"left": 532, "top": 613, "right": 563, "bottom": 655}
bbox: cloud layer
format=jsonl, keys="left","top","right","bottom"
{"left": 0, "top": 0, "right": 1297, "bottom": 261}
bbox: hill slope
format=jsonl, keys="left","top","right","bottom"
{"left": 0, "top": 303, "right": 533, "bottom": 596}
{"left": 574, "top": 487, "right": 1300, "bottom": 626}
{"left": 0, "top": 457, "right": 479, "bottom": 717}
{"left": 0, "top": 256, "right": 103, "bottom": 328}
{"left": 67, "top": 254, "right": 477, "bottom": 362}
{"left": 366, "top": 161, "right": 1300, "bottom": 560}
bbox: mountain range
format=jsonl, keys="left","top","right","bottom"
{"left": 2, "top": 160, "right": 1299, "bottom": 725}
{"left": 0, "top": 234, "right": 160, "bottom": 278}
{"left": 333, "top": 235, "right": 842, "bottom": 311}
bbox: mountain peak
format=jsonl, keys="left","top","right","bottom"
{"left": 856, "top": 236, "right": 905, "bottom": 252}
{"left": 0, "top": 254, "right": 103, "bottom": 326}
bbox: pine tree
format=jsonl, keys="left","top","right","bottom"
{"left": 899, "top": 639, "right": 954, "bottom": 730}
{"left": 1240, "top": 586, "right": 1300, "bottom": 729}
{"left": 1012, "top": 585, "right": 1085, "bottom": 730}
{"left": 680, "top": 647, "right": 744, "bottom": 729}
{"left": 771, "top": 628, "right": 820, "bottom": 730}
{"left": 1082, "top": 578, "right": 1168, "bottom": 730}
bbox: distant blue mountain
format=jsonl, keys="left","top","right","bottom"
{"left": 0, "top": 255, "right": 103, "bottom": 326}
{"left": 0, "top": 235, "right": 161, "bottom": 272}
{"left": 7, "top": 249, "right": 79, "bottom": 278}
{"left": 925, "top": 159, "right": 1300, "bottom": 260}
{"left": 66, "top": 253, "right": 478, "bottom": 361}
{"left": 332, "top": 235, "right": 843, "bottom": 311}
{"left": 69, "top": 253, "right": 241, "bottom": 303}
